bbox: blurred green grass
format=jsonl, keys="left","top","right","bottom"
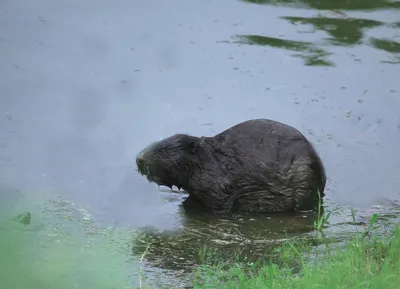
{"left": 0, "top": 192, "right": 137, "bottom": 289}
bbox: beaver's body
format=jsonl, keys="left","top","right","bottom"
{"left": 136, "top": 119, "right": 326, "bottom": 215}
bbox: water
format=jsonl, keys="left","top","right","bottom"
{"left": 1, "top": 0, "right": 399, "bottom": 287}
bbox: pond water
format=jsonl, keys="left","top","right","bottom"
{"left": 1, "top": 0, "right": 400, "bottom": 288}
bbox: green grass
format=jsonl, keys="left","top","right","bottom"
{"left": 313, "top": 190, "right": 338, "bottom": 233}
{"left": 193, "top": 224, "right": 400, "bottom": 288}
{"left": 191, "top": 197, "right": 400, "bottom": 289}
{"left": 0, "top": 195, "right": 137, "bottom": 289}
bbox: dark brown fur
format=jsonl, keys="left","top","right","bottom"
{"left": 136, "top": 119, "right": 326, "bottom": 216}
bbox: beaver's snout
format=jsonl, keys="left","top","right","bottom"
{"left": 135, "top": 152, "right": 165, "bottom": 186}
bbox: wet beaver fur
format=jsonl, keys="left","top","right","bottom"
{"left": 136, "top": 119, "right": 326, "bottom": 216}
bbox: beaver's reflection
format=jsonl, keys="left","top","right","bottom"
{"left": 131, "top": 192, "right": 320, "bottom": 273}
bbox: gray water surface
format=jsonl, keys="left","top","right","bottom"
{"left": 1, "top": 0, "right": 400, "bottom": 287}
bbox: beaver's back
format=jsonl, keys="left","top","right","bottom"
{"left": 207, "top": 119, "right": 314, "bottom": 168}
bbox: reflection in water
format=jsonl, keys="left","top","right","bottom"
{"left": 132, "top": 195, "right": 400, "bottom": 273}
{"left": 370, "top": 37, "right": 400, "bottom": 63}
{"left": 234, "top": 14, "right": 399, "bottom": 66}
{"left": 235, "top": 1, "right": 400, "bottom": 65}
{"left": 283, "top": 16, "right": 383, "bottom": 46}
{"left": 370, "top": 38, "right": 400, "bottom": 53}
{"left": 232, "top": 35, "right": 334, "bottom": 66}
{"left": 281, "top": 15, "right": 400, "bottom": 64}
{"left": 132, "top": 207, "right": 318, "bottom": 272}
{"left": 240, "top": 0, "right": 400, "bottom": 10}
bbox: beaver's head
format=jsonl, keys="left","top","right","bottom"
{"left": 136, "top": 134, "right": 201, "bottom": 190}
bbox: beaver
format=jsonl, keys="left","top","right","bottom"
{"left": 136, "top": 119, "right": 326, "bottom": 216}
